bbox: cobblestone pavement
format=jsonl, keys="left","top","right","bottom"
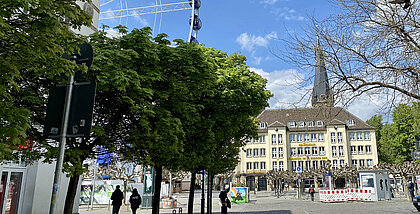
{"left": 78, "top": 190, "right": 419, "bottom": 214}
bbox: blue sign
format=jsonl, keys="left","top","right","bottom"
{"left": 296, "top": 166, "right": 302, "bottom": 173}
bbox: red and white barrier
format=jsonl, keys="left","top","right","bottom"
{"left": 319, "top": 189, "right": 373, "bottom": 202}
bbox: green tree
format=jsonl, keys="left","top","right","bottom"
{"left": 0, "top": 0, "right": 90, "bottom": 160}
{"left": 366, "top": 115, "right": 383, "bottom": 160}
{"left": 379, "top": 123, "right": 398, "bottom": 163}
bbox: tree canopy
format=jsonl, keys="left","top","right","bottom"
{"left": 282, "top": 0, "right": 419, "bottom": 108}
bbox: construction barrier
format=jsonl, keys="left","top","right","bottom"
{"left": 319, "top": 189, "right": 373, "bottom": 202}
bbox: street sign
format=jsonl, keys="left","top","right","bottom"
{"left": 296, "top": 166, "right": 302, "bottom": 173}
{"left": 412, "top": 151, "right": 420, "bottom": 160}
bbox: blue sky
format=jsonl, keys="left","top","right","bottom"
{"left": 99, "top": 0, "right": 385, "bottom": 121}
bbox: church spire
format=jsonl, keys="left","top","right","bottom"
{"left": 312, "top": 36, "right": 333, "bottom": 107}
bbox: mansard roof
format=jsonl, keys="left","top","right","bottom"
{"left": 257, "top": 107, "right": 373, "bottom": 131}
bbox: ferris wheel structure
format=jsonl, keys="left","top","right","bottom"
{"left": 99, "top": 0, "right": 202, "bottom": 43}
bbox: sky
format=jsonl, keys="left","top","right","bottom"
{"left": 98, "top": 0, "right": 386, "bottom": 122}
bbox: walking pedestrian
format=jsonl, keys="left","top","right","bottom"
{"left": 111, "top": 185, "right": 124, "bottom": 214}
{"left": 309, "top": 185, "right": 315, "bottom": 202}
{"left": 219, "top": 189, "right": 230, "bottom": 214}
{"left": 409, "top": 180, "right": 415, "bottom": 201}
{"left": 129, "top": 188, "right": 142, "bottom": 214}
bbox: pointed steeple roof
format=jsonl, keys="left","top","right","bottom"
{"left": 312, "top": 36, "right": 333, "bottom": 107}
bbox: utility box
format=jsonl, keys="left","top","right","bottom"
{"left": 359, "top": 170, "right": 391, "bottom": 201}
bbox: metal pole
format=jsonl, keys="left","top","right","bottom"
{"left": 49, "top": 72, "right": 74, "bottom": 214}
{"left": 201, "top": 170, "right": 205, "bottom": 214}
{"left": 90, "top": 163, "right": 97, "bottom": 210}
{"left": 187, "top": 0, "right": 195, "bottom": 42}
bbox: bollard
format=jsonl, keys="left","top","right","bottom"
{"left": 179, "top": 207, "right": 182, "bottom": 214}
{"left": 172, "top": 209, "right": 177, "bottom": 214}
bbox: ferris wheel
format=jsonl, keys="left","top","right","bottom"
{"left": 99, "top": 0, "right": 202, "bottom": 43}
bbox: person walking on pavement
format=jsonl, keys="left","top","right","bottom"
{"left": 219, "top": 188, "right": 230, "bottom": 214}
{"left": 309, "top": 185, "right": 315, "bottom": 202}
{"left": 409, "top": 180, "right": 415, "bottom": 201}
{"left": 111, "top": 185, "right": 124, "bottom": 214}
{"left": 129, "top": 188, "right": 142, "bottom": 214}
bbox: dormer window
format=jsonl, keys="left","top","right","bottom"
{"left": 316, "top": 121, "right": 323, "bottom": 127}
{"left": 298, "top": 121, "right": 305, "bottom": 127}
{"left": 308, "top": 121, "right": 314, "bottom": 127}
{"left": 347, "top": 119, "right": 355, "bottom": 126}
{"left": 259, "top": 122, "right": 266, "bottom": 128}
{"left": 289, "top": 121, "right": 296, "bottom": 127}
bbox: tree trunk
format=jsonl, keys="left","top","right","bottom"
{"left": 152, "top": 165, "right": 163, "bottom": 214}
{"left": 201, "top": 170, "right": 205, "bottom": 214}
{"left": 188, "top": 171, "right": 196, "bottom": 214}
{"left": 206, "top": 172, "right": 213, "bottom": 214}
{"left": 64, "top": 171, "right": 80, "bottom": 214}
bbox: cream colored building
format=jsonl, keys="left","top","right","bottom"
{"left": 234, "top": 37, "right": 379, "bottom": 190}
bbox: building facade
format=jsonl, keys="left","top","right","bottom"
{"left": 234, "top": 37, "right": 379, "bottom": 190}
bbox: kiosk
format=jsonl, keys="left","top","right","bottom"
{"left": 359, "top": 170, "right": 391, "bottom": 201}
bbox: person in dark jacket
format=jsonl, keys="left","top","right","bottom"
{"left": 219, "top": 189, "right": 230, "bottom": 214}
{"left": 129, "top": 188, "right": 142, "bottom": 214}
{"left": 409, "top": 180, "right": 415, "bottom": 201}
{"left": 111, "top": 185, "right": 124, "bottom": 214}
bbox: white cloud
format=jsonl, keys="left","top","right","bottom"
{"left": 236, "top": 32, "right": 278, "bottom": 52}
{"left": 130, "top": 11, "right": 149, "bottom": 27}
{"left": 260, "top": 0, "right": 289, "bottom": 5}
{"left": 104, "top": 28, "right": 121, "bottom": 38}
{"left": 251, "top": 67, "right": 384, "bottom": 121}
{"left": 270, "top": 7, "right": 305, "bottom": 21}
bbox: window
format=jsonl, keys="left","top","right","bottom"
{"left": 297, "top": 134, "right": 303, "bottom": 142}
{"left": 261, "top": 162, "right": 266, "bottom": 170}
{"left": 279, "top": 161, "right": 284, "bottom": 171}
{"left": 291, "top": 161, "right": 297, "bottom": 170}
{"left": 272, "top": 161, "right": 277, "bottom": 170}
{"left": 339, "top": 146, "right": 344, "bottom": 157}
{"left": 291, "top": 147, "right": 297, "bottom": 156}
{"left": 278, "top": 134, "right": 283, "bottom": 144}
{"left": 247, "top": 162, "right": 252, "bottom": 170}
{"left": 290, "top": 134, "right": 296, "bottom": 143}
{"left": 357, "top": 132, "right": 363, "bottom": 140}
{"left": 304, "top": 134, "right": 310, "bottom": 142}
{"left": 338, "top": 132, "right": 343, "bottom": 143}
{"left": 349, "top": 132, "right": 355, "bottom": 140}
{"left": 352, "top": 160, "right": 358, "bottom": 167}
{"left": 320, "top": 160, "right": 325, "bottom": 167}
{"left": 271, "top": 134, "right": 276, "bottom": 145}
{"left": 299, "top": 121, "right": 305, "bottom": 127}
{"left": 260, "top": 122, "right": 266, "bottom": 128}
{"left": 347, "top": 119, "right": 355, "bottom": 126}
{"left": 364, "top": 132, "right": 370, "bottom": 140}
{"left": 332, "top": 146, "right": 337, "bottom": 157}
{"left": 298, "top": 147, "right": 303, "bottom": 155}
{"left": 253, "top": 148, "right": 259, "bottom": 157}
{"left": 246, "top": 138, "right": 252, "bottom": 144}
{"left": 366, "top": 146, "right": 372, "bottom": 154}
{"left": 319, "top": 146, "right": 325, "bottom": 155}
{"left": 311, "top": 133, "right": 317, "bottom": 142}
{"left": 253, "top": 138, "right": 258, "bottom": 143}
{"left": 333, "top": 160, "right": 338, "bottom": 170}
{"left": 305, "top": 161, "right": 311, "bottom": 170}
{"left": 289, "top": 121, "right": 296, "bottom": 127}
{"left": 246, "top": 149, "right": 252, "bottom": 157}
{"left": 260, "top": 148, "right": 266, "bottom": 157}
{"left": 260, "top": 135, "right": 265, "bottom": 143}
{"left": 272, "top": 148, "right": 277, "bottom": 158}
{"left": 318, "top": 133, "right": 324, "bottom": 141}
{"left": 340, "top": 160, "right": 345, "bottom": 168}
{"left": 254, "top": 162, "right": 259, "bottom": 170}
{"left": 312, "top": 160, "right": 318, "bottom": 169}
{"left": 358, "top": 146, "right": 364, "bottom": 154}
{"left": 305, "top": 147, "right": 311, "bottom": 155}
{"left": 308, "top": 121, "right": 314, "bottom": 127}
{"left": 351, "top": 146, "right": 357, "bottom": 154}
{"left": 359, "top": 159, "right": 365, "bottom": 167}
{"left": 279, "top": 147, "right": 283, "bottom": 158}
{"left": 331, "top": 132, "right": 336, "bottom": 143}
{"left": 317, "top": 121, "right": 323, "bottom": 127}
{"left": 312, "top": 147, "right": 318, "bottom": 155}
{"left": 367, "top": 159, "right": 373, "bottom": 167}
{"left": 298, "top": 161, "right": 304, "bottom": 168}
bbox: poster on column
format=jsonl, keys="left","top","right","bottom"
{"left": 230, "top": 187, "right": 248, "bottom": 203}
